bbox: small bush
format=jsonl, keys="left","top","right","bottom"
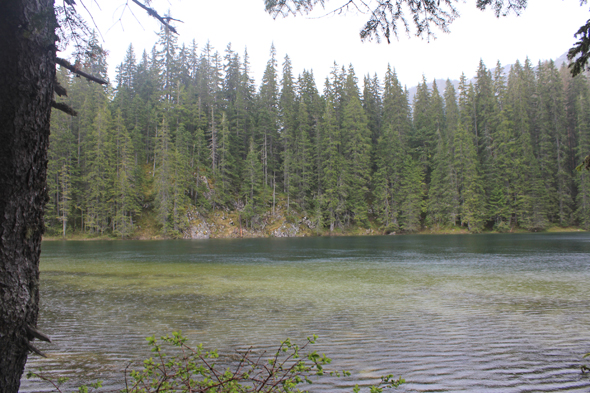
{"left": 29, "top": 332, "right": 404, "bottom": 393}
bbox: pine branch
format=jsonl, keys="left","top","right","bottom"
{"left": 55, "top": 57, "right": 107, "bottom": 85}
{"left": 130, "top": 0, "right": 181, "bottom": 34}
{"left": 568, "top": 19, "right": 590, "bottom": 77}
{"left": 52, "top": 100, "right": 78, "bottom": 116}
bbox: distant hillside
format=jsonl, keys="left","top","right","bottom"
{"left": 406, "top": 52, "right": 569, "bottom": 103}
{"left": 407, "top": 78, "right": 460, "bottom": 103}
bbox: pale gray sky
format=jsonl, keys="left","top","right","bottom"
{"left": 79, "top": 0, "right": 589, "bottom": 88}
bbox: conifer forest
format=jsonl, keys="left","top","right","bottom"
{"left": 46, "top": 28, "right": 590, "bottom": 238}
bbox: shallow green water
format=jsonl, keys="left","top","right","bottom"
{"left": 22, "top": 233, "right": 590, "bottom": 392}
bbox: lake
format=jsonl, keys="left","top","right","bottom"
{"left": 22, "top": 233, "right": 590, "bottom": 392}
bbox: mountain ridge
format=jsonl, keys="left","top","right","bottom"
{"left": 406, "top": 51, "right": 569, "bottom": 102}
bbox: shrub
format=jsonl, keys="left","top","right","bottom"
{"left": 28, "top": 332, "right": 404, "bottom": 393}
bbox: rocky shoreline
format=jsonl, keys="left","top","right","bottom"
{"left": 43, "top": 206, "right": 588, "bottom": 241}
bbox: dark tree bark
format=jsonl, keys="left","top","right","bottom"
{"left": 0, "top": 0, "right": 57, "bottom": 392}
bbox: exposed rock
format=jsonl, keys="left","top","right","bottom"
{"left": 272, "top": 223, "right": 300, "bottom": 237}
{"left": 184, "top": 220, "right": 210, "bottom": 239}
{"left": 301, "top": 216, "right": 315, "bottom": 229}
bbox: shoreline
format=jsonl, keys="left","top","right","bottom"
{"left": 42, "top": 226, "right": 587, "bottom": 241}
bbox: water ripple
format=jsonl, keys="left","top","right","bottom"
{"left": 21, "top": 233, "right": 590, "bottom": 392}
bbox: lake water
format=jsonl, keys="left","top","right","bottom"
{"left": 22, "top": 233, "right": 590, "bottom": 392}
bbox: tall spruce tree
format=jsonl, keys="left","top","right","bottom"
{"left": 279, "top": 54, "right": 297, "bottom": 210}
{"left": 155, "top": 117, "right": 174, "bottom": 233}
{"left": 258, "top": 45, "right": 280, "bottom": 190}
{"left": 111, "top": 109, "right": 139, "bottom": 237}
{"left": 320, "top": 95, "right": 344, "bottom": 232}
{"left": 84, "top": 103, "right": 114, "bottom": 235}
{"left": 373, "top": 65, "right": 411, "bottom": 231}
{"left": 341, "top": 66, "right": 371, "bottom": 226}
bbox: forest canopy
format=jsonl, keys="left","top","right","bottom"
{"left": 45, "top": 25, "right": 590, "bottom": 238}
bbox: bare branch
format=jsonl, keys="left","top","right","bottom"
{"left": 55, "top": 3, "right": 92, "bottom": 54}
{"left": 77, "top": 0, "right": 105, "bottom": 42}
{"left": 25, "top": 341, "right": 48, "bottom": 358}
{"left": 130, "top": 0, "right": 181, "bottom": 34}
{"left": 54, "top": 77, "right": 68, "bottom": 97}
{"left": 52, "top": 100, "right": 78, "bottom": 116}
{"left": 56, "top": 57, "right": 108, "bottom": 85}
{"left": 26, "top": 325, "right": 52, "bottom": 343}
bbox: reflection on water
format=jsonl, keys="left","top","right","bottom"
{"left": 22, "top": 233, "right": 590, "bottom": 392}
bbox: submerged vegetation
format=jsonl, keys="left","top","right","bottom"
{"left": 46, "top": 26, "right": 590, "bottom": 239}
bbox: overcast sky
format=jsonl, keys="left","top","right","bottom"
{"left": 79, "top": 0, "right": 589, "bottom": 89}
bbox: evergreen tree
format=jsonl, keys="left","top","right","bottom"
{"left": 216, "top": 112, "right": 236, "bottom": 206}
{"left": 487, "top": 63, "right": 514, "bottom": 230}
{"left": 320, "top": 96, "right": 344, "bottom": 232}
{"left": 363, "top": 74, "right": 383, "bottom": 150}
{"left": 258, "top": 44, "right": 279, "bottom": 190}
{"left": 297, "top": 70, "right": 323, "bottom": 207}
{"left": 279, "top": 54, "right": 297, "bottom": 210}
{"left": 424, "top": 81, "right": 447, "bottom": 227}
{"left": 411, "top": 75, "right": 435, "bottom": 167}
{"left": 242, "top": 138, "right": 264, "bottom": 228}
{"left": 235, "top": 48, "right": 257, "bottom": 161}
{"left": 112, "top": 109, "right": 139, "bottom": 237}
{"left": 427, "top": 119, "right": 453, "bottom": 228}
{"left": 442, "top": 80, "right": 462, "bottom": 226}
{"left": 474, "top": 60, "right": 498, "bottom": 208}
{"left": 373, "top": 65, "right": 411, "bottom": 231}
{"left": 400, "top": 155, "right": 424, "bottom": 232}
{"left": 489, "top": 107, "right": 515, "bottom": 230}
{"left": 47, "top": 68, "right": 76, "bottom": 235}
{"left": 171, "top": 123, "right": 192, "bottom": 234}
{"left": 290, "top": 99, "right": 313, "bottom": 211}
{"left": 537, "top": 60, "right": 572, "bottom": 225}
{"left": 155, "top": 117, "right": 174, "bottom": 233}
{"left": 341, "top": 66, "right": 371, "bottom": 226}
{"left": 85, "top": 103, "right": 114, "bottom": 234}
{"left": 506, "top": 61, "right": 547, "bottom": 229}
{"left": 453, "top": 121, "right": 485, "bottom": 231}
{"left": 155, "top": 16, "right": 179, "bottom": 103}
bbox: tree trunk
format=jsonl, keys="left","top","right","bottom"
{"left": 0, "top": 1, "right": 56, "bottom": 392}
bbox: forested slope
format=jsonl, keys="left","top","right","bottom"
{"left": 45, "top": 27, "right": 590, "bottom": 238}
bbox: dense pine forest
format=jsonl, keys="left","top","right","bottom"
{"left": 46, "top": 27, "right": 590, "bottom": 238}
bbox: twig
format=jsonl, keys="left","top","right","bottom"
{"left": 77, "top": 0, "right": 105, "bottom": 42}
{"left": 232, "top": 347, "right": 253, "bottom": 379}
{"left": 29, "top": 372, "right": 65, "bottom": 393}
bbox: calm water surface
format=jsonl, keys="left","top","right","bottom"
{"left": 22, "top": 233, "right": 590, "bottom": 392}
